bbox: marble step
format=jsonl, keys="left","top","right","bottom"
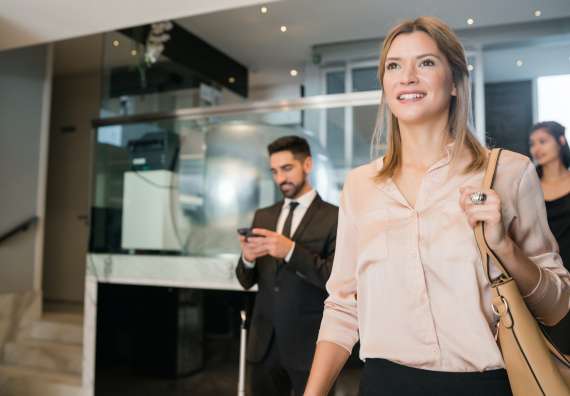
{"left": 4, "top": 339, "right": 82, "bottom": 375}
{"left": 0, "top": 364, "right": 86, "bottom": 396}
{"left": 19, "top": 315, "right": 83, "bottom": 345}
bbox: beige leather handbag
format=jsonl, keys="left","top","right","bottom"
{"left": 475, "top": 148, "right": 570, "bottom": 396}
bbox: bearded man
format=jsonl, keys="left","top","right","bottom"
{"left": 236, "top": 135, "right": 338, "bottom": 396}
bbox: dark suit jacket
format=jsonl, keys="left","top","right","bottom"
{"left": 236, "top": 194, "right": 338, "bottom": 371}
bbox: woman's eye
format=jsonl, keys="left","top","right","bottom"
{"left": 420, "top": 59, "right": 435, "bottom": 67}
{"left": 386, "top": 62, "right": 399, "bottom": 70}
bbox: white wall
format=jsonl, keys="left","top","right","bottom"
{"left": 0, "top": 44, "right": 52, "bottom": 293}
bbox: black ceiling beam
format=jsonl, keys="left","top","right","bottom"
{"left": 109, "top": 61, "right": 201, "bottom": 98}
{"left": 120, "top": 22, "right": 248, "bottom": 98}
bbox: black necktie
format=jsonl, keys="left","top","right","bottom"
{"left": 282, "top": 201, "right": 299, "bottom": 239}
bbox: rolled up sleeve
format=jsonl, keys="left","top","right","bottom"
{"left": 317, "top": 185, "right": 360, "bottom": 353}
{"left": 512, "top": 162, "right": 570, "bottom": 325}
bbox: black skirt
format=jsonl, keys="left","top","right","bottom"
{"left": 359, "top": 358, "right": 512, "bottom": 396}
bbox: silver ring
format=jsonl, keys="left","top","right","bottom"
{"left": 491, "top": 297, "right": 509, "bottom": 316}
{"left": 470, "top": 192, "right": 487, "bottom": 205}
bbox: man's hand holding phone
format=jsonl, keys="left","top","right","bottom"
{"left": 238, "top": 228, "right": 294, "bottom": 261}
{"left": 238, "top": 228, "right": 268, "bottom": 262}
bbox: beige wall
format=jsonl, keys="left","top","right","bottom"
{"left": 43, "top": 47, "right": 102, "bottom": 302}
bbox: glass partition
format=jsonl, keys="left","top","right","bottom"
{"left": 90, "top": 92, "right": 381, "bottom": 257}
{"left": 100, "top": 29, "right": 246, "bottom": 120}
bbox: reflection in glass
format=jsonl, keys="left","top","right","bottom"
{"left": 100, "top": 30, "right": 244, "bottom": 119}
{"left": 91, "top": 116, "right": 339, "bottom": 257}
{"left": 180, "top": 121, "right": 336, "bottom": 256}
{"left": 353, "top": 105, "right": 381, "bottom": 167}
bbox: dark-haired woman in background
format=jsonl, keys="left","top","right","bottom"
{"left": 530, "top": 121, "right": 570, "bottom": 353}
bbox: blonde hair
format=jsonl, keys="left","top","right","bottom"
{"left": 372, "top": 16, "right": 486, "bottom": 181}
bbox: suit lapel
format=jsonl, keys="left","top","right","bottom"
{"left": 291, "top": 194, "right": 322, "bottom": 241}
{"left": 268, "top": 201, "right": 283, "bottom": 232}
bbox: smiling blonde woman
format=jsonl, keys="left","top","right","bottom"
{"left": 303, "top": 17, "right": 570, "bottom": 396}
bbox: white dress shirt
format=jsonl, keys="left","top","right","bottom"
{"left": 243, "top": 189, "right": 317, "bottom": 267}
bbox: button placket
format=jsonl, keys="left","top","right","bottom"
{"left": 414, "top": 210, "right": 440, "bottom": 350}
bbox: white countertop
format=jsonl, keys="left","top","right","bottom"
{"left": 86, "top": 253, "right": 255, "bottom": 291}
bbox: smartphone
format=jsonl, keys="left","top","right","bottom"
{"left": 237, "top": 227, "right": 263, "bottom": 239}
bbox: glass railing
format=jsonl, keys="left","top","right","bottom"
{"left": 90, "top": 91, "right": 383, "bottom": 257}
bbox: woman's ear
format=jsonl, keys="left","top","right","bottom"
{"left": 451, "top": 83, "right": 457, "bottom": 97}
{"left": 560, "top": 136, "right": 567, "bottom": 146}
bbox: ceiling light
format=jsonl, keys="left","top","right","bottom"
{"left": 112, "top": 40, "right": 120, "bottom": 47}
{"left": 533, "top": 10, "right": 542, "bottom": 17}
{"left": 280, "top": 25, "right": 288, "bottom": 33}
{"left": 467, "top": 64, "right": 474, "bottom": 72}
{"left": 228, "top": 77, "right": 236, "bottom": 84}
{"left": 466, "top": 17, "right": 475, "bottom": 25}
{"left": 131, "top": 49, "right": 138, "bottom": 56}
{"left": 260, "top": 6, "right": 268, "bottom": 14}
{"left": 290, "top": 69, "right": 298, "bottom": 77}
{"left": 516, "top": 59, "right": 523, "bottom": 67}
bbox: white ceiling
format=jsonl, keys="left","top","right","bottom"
{"left": 0, "top": 0, "right": 275, "bottom": 51}
{"left": 48, "top": 1, "right": 570, "bottom": 89}
{"left": 178, "top": 0, "right": 570, "bottom": 87}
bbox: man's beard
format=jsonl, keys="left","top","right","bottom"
{"left": 279, "top": 177, "right": 306, "bottom": 199}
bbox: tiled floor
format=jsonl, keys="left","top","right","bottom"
{"left": 96, "top": 336, "right": 362, "bottom": 396}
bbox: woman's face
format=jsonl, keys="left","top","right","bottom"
{"left": 382, "top": 31, "right": 456, "bottom": 126}
{"left": 529, "top": 128, "right": 563, "bottom": 166}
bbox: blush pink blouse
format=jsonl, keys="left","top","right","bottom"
{"left": 318, "top": 147, "right": 570, "bottom": 372}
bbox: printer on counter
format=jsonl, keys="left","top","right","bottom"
{"left": 127, "top": 131, "right": 180, "bottom": 171}
{"left": 122, "top": 131, "right": 187, "bottom": 251}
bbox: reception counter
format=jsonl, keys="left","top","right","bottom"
{"left": 82, "top": 253, "right": 251, "bottom": 396}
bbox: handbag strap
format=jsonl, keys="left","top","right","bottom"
{"left": 473, "top": 148, "right": 511, "bottom": 284}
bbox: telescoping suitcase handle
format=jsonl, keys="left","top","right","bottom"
{"left": 238, "top": 310, "right": 247, "bottom": 396}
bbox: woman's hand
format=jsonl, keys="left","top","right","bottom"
{"left": 304, "top": 341, "right": 350, "bottom": 396}
{"left": 459, "top": 186, "right": 509, "bottom": 253}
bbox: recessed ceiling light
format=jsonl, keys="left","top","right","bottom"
{"left": 112, "top": 40, "right": 120, "bottom": 47}
{"left": 131, "top": 49, "right": 138, "bottom": 56}
{"left": 516, "top": 59, "right": 523, "bottom": 67}
{"left": 533, "top": 10, "right": 542, "bottom": 17}
{"left": 290, "top": 69, "right": 298, "bottom": 77}
{"left": 467, "top": 64, "right": 474, "bottom": 72}
{"left": 260, "top": 6, "right": 268, "bottom": 14}
{"left": 228, "top": 77, "right": 236, "bottom": 84}
{"left": 467, "top": 17, "right": 475, "bottom": 25}
{"left": 280, "top": 25, "right": 288, "bottom": 33}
